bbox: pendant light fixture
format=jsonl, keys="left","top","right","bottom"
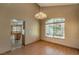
{"left": 35, "top": 12, "right": 47, "bottom": 20}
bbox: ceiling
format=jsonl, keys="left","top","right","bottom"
{"left": 37, "top": 3, "right": 77, "bottom": 7}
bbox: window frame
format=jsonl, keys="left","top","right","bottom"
{"left": 45, "top": 18, "right": 65, "bottom": 39}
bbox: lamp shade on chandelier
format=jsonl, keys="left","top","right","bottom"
{"left": 35, "top": 12, "right": 47, "bottom": 20}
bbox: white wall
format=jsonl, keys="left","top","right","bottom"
{"left": 25, "top": 19, "right": 40, "bottom": 45}
{"left": 40, "top": 4, "right": 79, "bottom": 49}
{"left": 0, "top": 3, "right": 40, "bottom": 54}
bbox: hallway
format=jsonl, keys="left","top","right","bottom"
{"left": 5, "top": 40, "right": 79, "bottom": 55}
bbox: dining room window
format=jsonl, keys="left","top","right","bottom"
{"left": 45, "top": 18, "right": 65, "bottom": 39}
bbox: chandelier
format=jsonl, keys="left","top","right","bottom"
{"left": 35, "top": 12, "right": 47, "bottom": 20}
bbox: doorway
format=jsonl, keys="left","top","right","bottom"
{"left": 11, "top": 19, "right": 25, "bottom": 50}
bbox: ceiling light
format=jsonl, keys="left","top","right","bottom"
{"left": 35, "top": 12, "right": 47, "bottom": 20}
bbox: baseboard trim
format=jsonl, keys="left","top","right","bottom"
{"left": 1, "top": 39, "right": 78, "bottom": 55}
{"left": 0, "top": 50, "right": 11, "bottom": 55}
{"left": 25, "top": 40, "right": 40, "bottom": 46}
{"left": 41, "top": 40, "right": 79, "bottom": 50}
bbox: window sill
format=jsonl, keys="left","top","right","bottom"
{"left": 45, "top": 35, "right": 64, "bottom": 39}
{"left": 53, "top": 36, "right": 64, "bottom": 39}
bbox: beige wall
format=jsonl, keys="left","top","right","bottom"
{"left": 0, "top": 3, "right": 40, "bottom": 54}
{"left": 40, "top": 4, "right": 79, "bottom": 49}
{"left": 0, "top": 7, "right": 11, "bottom": 54}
